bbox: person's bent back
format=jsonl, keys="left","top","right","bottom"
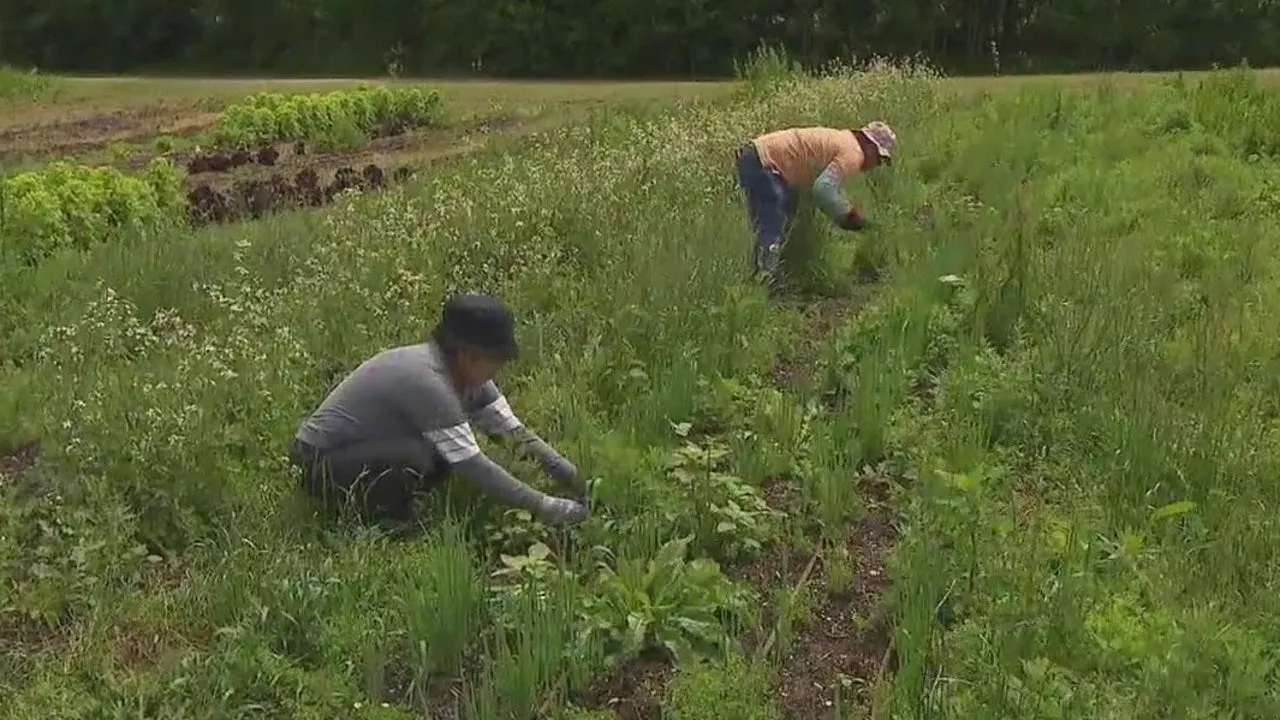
{"left": 735, "top": 121, "right": 898, "bottom": 288}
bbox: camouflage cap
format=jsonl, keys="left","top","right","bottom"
{"left": 858, "top": 121, "right": 898, "bottom": 163}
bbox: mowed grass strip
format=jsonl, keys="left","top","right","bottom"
{"left": 2, "top": 61, "right": 1280, "bottom": 718}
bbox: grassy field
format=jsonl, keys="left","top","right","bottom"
{"left": 3, "top": 58, "right": 1280, "bottom": 719}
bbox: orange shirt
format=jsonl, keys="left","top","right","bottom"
{"left": 753, "top": 127, "right": 865, "bottom": 189}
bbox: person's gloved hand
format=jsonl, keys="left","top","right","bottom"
{"left": 543, "top": 455, "right": 587, "bottom": 497}
{"left": 536, "top": 495, "right": 589, "bottom": 525}
{"left": 838, "top": 208, "right": 869, "bottom": 232}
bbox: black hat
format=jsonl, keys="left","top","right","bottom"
{"left": 438, "top": 293, "right": 519, "bottom": 360}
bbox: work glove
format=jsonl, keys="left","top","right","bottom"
{"left": 536, "top": 495, "right": 589, "bottom": 525}
{"left": 543, "top": 455, "right": 587, "bottom": 497}
{"left": 838, "top": 208, "right": 869, "bottom": 232}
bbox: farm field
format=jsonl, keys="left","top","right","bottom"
{"left": 3, "top": 58, "right": 1280, "bottom": 719}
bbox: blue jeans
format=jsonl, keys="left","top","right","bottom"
{"left": 736, "top": 142, "right": 797, "bottom": 277}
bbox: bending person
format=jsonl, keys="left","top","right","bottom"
{"left": 735, "top": 121, "right": 898, "bottom": 287}
{"left": 288, "top": 293, "right": 588, "bottom": 528}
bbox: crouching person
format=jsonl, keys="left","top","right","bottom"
{"left": 288, "top": 292, "right": 588, "bottom": 529}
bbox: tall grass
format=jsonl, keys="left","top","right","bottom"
{"left": 0, "top": 65, "right": 57, "bottom": 102}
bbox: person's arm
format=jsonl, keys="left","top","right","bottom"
{"left": 401, "top": 375, "right": 586, "bottom": 524}
{"left": 811, "top": 152, "right": 868, "bottom": 231}
{"left": 467, "top": 381, "right": 586, "bottom": 495}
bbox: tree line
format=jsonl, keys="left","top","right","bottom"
{"left": 1, "top": 0, "right": 1278, "bottom": 78}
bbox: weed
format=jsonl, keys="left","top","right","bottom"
{"left": 665, "top": 649, "right": 780, "bottom": 719}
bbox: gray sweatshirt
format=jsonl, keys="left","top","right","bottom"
{"left": 296, "top": 342, "right": 580, "bottom": 518}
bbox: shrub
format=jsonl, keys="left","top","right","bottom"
{"left": 0, "top": 158, "right": 183, "bottom": 266}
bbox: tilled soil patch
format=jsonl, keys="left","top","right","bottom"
{"left": 0, "top": 103, "right": 219, "bottom": 163}
{"left": 572, "top": 656, "right": 674, "bottom": 720}
{"left": 184, "top": 161, "right": 415, "bottom": 226}
{"left": 178, "top": 116, "right": 536, "bottom": 227}
{"left": 157, "top": 113, "right": 530, "bottom": 186}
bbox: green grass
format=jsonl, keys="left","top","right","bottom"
{"left": 4, "top": 59, "right": 1280, "bottom": 719}
{"left": 0, "top": 65, "right": 57, "bottom": 101}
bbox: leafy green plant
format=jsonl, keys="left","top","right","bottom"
{"left": 485, "top": 507, "right": 550, "bottom": 557}
{"left": 487, "top": 540, "right": 579, "bottom": 623}
{"left": 579, "top": 536, "right": 756, "bottom": 664}
{"left": 665, "top": 439, "right": 782, "bottom": 560}
{"left": 211, "top": 85, "right": 444, "bottom": 148}
{"left": 0, "top": 158, "right": 182, "bottom": 267}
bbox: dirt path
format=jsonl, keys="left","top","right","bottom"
{"left": 744, "top": 283, "right": 901, "bottom": 719}
{"left": 569, "top": 279, "right": 899, "bottom": 720}
{"left": 735, "top": 475, "right": 899, "bottom": 718}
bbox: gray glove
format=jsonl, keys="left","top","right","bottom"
{"left": 543, "top": 455, "right": 586, "bottom": 496}
{"left": 536, "top": 495, "right": 588, "bottom": 525}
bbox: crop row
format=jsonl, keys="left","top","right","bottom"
{"left": 0, "top": 85, "right": 447, "bottom": 269}
{"left": 0, "top": 159, "right": 184, "bottom": 267}
{"left": 187, "top": 163, "right": 416, "bottom": 225}
{"left": 210, "top": 85, "right": 444, "bottom": 149}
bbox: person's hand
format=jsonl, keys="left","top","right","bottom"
{"left": 537, "top": 495, "right": 589, "bottom": 525}
{"left": 839, "top": 209, "right": 869, "bottom": 232}
{"left": 544, "top": 455, "right": 587, "bottom": 497}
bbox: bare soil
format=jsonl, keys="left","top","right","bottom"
{"left": 383, "top": 663, "right": 468, "bottom": 718}
{"left": 0, "top": 439, "right": 40, "bottom": 481}
{"left": 157, "top": 114, "right": 531, "bottom": 190}
{"left": 0, "top": 102, "right": 219, "bottom": 163}
{"left": 573, "top": 657, "right": 674, "bottom": 719}
{"left": 177, "top": 115, "right": 538, "bottom": 226}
